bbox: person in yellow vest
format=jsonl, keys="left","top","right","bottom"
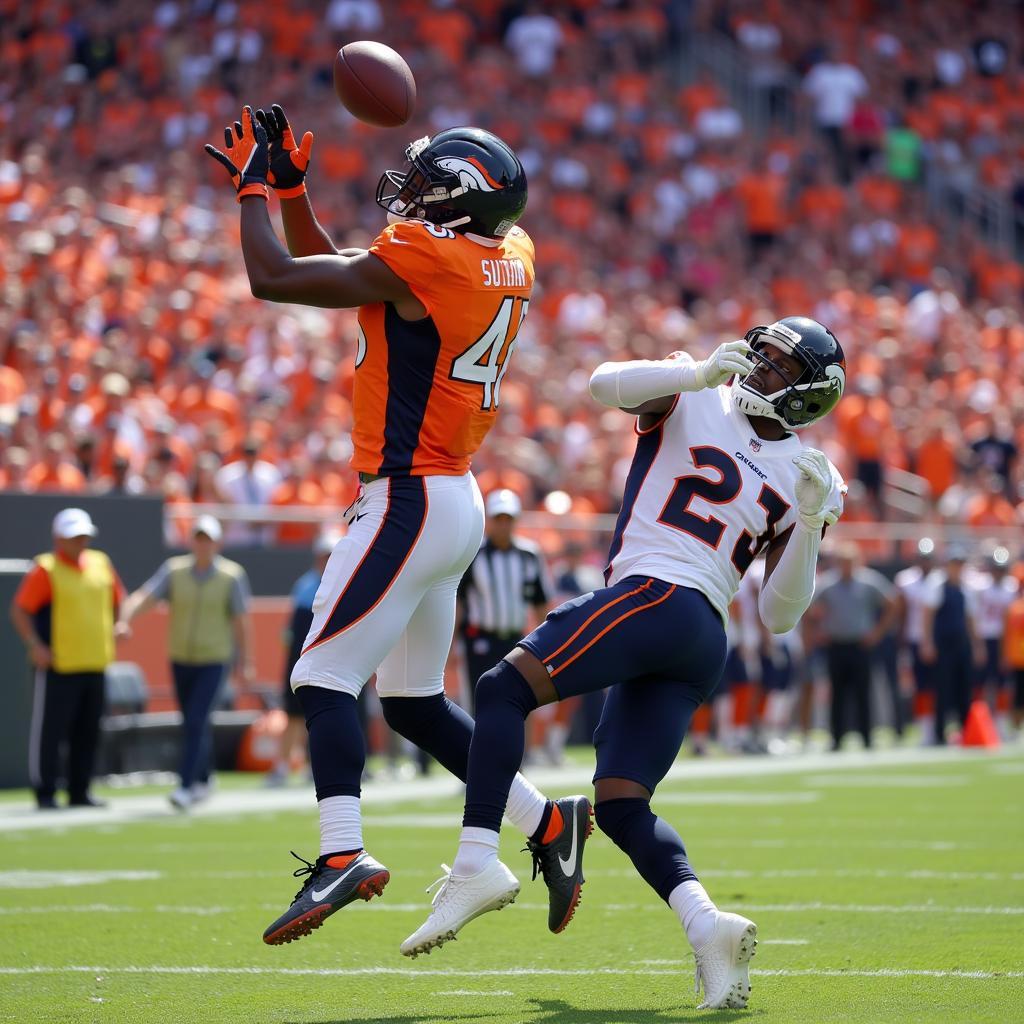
{"left": 117, "top": 515, "right": 253, "bottom": 810}
{"left": 10, "top": 508, "right": 125, "bottom": 810}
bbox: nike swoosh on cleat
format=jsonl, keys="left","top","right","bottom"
{"left": 557, "top": 807, "right": 579, "bottom": 877}
{"left": 311, "top": 861, "right": 361, "bottom": 901}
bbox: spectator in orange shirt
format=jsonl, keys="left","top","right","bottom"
{"left": 735, "top": 152, "right": 789, "bottom": 262}
{"left": 833, "top": 377, "right": 893, "bottom": 514}
{"left": 25, "top": 435, "right": 87, "bottom": 493}
{"left": 965, "top": 473, "right": 1018, "bottom": 528}
{"left": 914, "top": 420, "right": 959, "bottom": 501}
{"left": 271, "top": 456, "right": 326, "bottom": 545}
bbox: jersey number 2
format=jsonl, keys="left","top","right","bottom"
{"left": 449, "top": 296, "right": 528, "bottom": 410}
{"left": 658, "top": 446, "right": 790, "bottom": 573}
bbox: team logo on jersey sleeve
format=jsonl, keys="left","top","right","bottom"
{"left": 435, "top": 157, "right": 503, "bottom": 192}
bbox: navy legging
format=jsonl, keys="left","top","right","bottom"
{"left": 171, "top": 662, "right": 226, "bottom": 788}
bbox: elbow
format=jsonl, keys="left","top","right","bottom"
{"left": 760, "top": 609, "right": 798, "bottom": 636}
{"left": 249, "top": 276, "right": 273, "bottom": 300}
{"left": 589, "top": 364, "right": 616, "bottom": 405}
{"left": 757, "top": 590, "right": 806, "bottom": 635}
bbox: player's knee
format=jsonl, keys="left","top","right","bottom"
{"left": 379, "top": 693, "right": 444, "bottom": 736}
{"left": 474, "top": 659, "right": 538, "bottom": 718}
{"left": 594, "top": 796, "right": 651, "bottom": 848}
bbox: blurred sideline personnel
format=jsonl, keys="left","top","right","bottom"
{"left": 266, "top": 531, "right": 340, "bottom": 786}
{"left": 458, "top": 489, "right": 557, "bottom": 760}
{"left": 809, "top": 544, "right": 898, "bottom": 750}
{"left": 11, "top": 509, "right": 125, "bottom": 809}
{"left": 966, "top": 547, "right": 1018, "bottom": 732}
{"left": 921, "top": 547, "right": 981, "bottom": 744}
{"left": 894, "top": 538, "right": 940, "bottom": 744}
{"left": 205, "top": 107, "right": 580, "bottom": 945}
{"left": 458, "top": 489, "right": 551, "bottom": 709}
{"left": 117, "top": 516, "right": 253, "bottom": 810}
{"left": 1004, "top": 586, "right": 1024, "bottom": 735}
{"left": 405, "top": 317, "right": 847, "bottom": 1012}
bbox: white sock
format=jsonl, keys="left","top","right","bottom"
{"left": 669, "top": 879, "right": 719, "bottom": 951}
{"left": 318, "top": 795, "right": 363, "bottom": 857}
{"left": 504, "top": 772, "right": 548, "bottom": 837}
{"left": 451, "top": 826, "right": 499, "bottom": 877}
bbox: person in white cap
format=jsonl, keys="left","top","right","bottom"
{"left": 456, "top": 490, "right": 552, "bottom": 716}
{"left": 265, "top": 531, "right": 341, "bottom": 787}
{"left": 116, "top": 515, "right": 253, "bottom": 810}
{"left": 11, "top": 508, "right": 125, "bottom": 809}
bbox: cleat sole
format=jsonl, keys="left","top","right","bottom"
{"left": 264, "top": 868, "right": 391, "bottom": 946}
{"left": 401, "top": 888, "right": 519, "bottom": 959}
{"left": 263, "top": 905, "right": 333, "bottom": 945}
{"left": 355, "top": 870, "right": 391, "bottom": 902}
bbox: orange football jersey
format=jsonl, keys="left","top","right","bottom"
{"left": 353, "top": 219, "right": 535, "bottom": 476}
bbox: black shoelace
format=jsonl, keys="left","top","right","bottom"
{"left": 523, "top": 840, "right": 550, "bottom": 883}
{"left": 288, "top": 850, "right": 323, "bottom": 901}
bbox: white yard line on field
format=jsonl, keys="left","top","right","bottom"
{"left": 0, "top": 870, "right": 161, "bottom": 889}
{"left": 434, "top": 990, "right": 514, "bottom": 997}
{"left": 0, "top": 965, "right": 1022, "bottom": 980}
{"left": 3, "top": 901, "right": 1021, "bottom": 917}
{"left": 800, "top": 774, "right": 969, "bottom": 788}
{"left": 1, "top": 746, "right": 1019, "bottom": 833}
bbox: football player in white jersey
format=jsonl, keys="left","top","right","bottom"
{"left": 403, "top": 316, "right": 846, "bottom": 1011}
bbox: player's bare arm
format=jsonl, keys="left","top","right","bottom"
{"left": 206, "top": 106, "right": 424, "bottom": 315}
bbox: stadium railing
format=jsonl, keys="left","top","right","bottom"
{"left": 165, "top": 503, "right": 1021, "bottom": 562}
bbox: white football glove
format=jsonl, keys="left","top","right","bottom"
{"left": 684, "top": 340, "right": 755, "bottom": 391}
{"left": 793, "top": 449, "right": 843, "bottom": 530}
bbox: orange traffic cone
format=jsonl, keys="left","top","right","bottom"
{"left": 961, "top": 700, "right": 1000, "bottom": 748}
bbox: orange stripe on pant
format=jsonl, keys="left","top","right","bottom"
{"left": 550, "top": 585, "right": 678, "bottom": 680}
{"left": 539, "top": 579, "right": 654, "bottom": 666}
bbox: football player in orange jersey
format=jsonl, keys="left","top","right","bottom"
{"left": 206, "top": 106, "right": 591, "bottom": 945}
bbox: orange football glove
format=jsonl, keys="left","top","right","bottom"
{"left": 255, "top": 104, "right": 314, "bottom": 199}
{"left": 204, "top": 105, "right": 270, "bottom": 202}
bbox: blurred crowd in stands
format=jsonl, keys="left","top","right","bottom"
{"left": 2, "top": 0, "right": 1024, "bottom": 559}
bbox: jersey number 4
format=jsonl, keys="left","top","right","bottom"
{"left": 449, "top": 296, "right": 528, "bottom": 411}
{"left": 658, "top": 446, "right": 791, "bottom": 574}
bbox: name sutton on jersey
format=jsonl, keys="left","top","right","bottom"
{"left": 481, "top": 257, "right": 527, "bottom": 288}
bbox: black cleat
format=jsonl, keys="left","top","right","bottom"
{"left": 525, "top": 795, "right": 594, "bottom": 933}
{"left": 262, "top": 850, "right": 390, "bottom": 945}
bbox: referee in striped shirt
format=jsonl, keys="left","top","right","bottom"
{"left": 457, "top": 490, "right": 551, "bottom": 712}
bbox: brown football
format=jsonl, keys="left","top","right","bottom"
{"left": 333, "top": 41, "right": 416, "bottom": 128}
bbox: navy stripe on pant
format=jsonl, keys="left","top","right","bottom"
{"left": 171, "top": 662, "right": 226, "bottom": 789}
{"left": 305, "top": 477, "right": 428, "bottom": 652}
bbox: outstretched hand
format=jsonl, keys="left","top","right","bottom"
{"left": 793, "top": 449, "right": 842, "bottom": 530}
{"left": 255, "top": 104, "right": 314, "bottom": 197}
{"left": 204, "top": 105, "right": 271, "bottom": 201}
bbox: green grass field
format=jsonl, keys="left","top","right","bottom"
{"left": 2, "top": 747, "right": 1022, "bottom": 1024}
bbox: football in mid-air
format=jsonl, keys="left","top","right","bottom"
{"left": 333, "top": 41, "right": 416, "bottom": 128}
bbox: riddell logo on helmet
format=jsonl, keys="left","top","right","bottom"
{"left": 436, "top": 157, "right": 503, "bottom": 192}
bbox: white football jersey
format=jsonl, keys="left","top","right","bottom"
{"left": 965, "top": 570, "right": 1019, "bottom": 640}
{"left": 893, "top": 565, "right": 942, "bottom": 643}
{"left": 605, "top": 381, "right": 845, "bottom": 624}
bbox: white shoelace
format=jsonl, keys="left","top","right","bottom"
{"left": 425, "top": 864, "right": 453, "bottom": 909}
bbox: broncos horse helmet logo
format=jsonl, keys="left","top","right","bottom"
{"left": 435, "top": 156, "right": 504, "bottom": 193}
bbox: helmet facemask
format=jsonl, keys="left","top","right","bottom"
{"left": 731, "top": 323, "right": 844, "bottom": 431}
{"left": 376, "top": 136, "right": 472, "bottom": 230}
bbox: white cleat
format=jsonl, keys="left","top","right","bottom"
{"left": 400, "top": 860, "right": 520, "bottom": 958}
{"left": 693, "top": 911, "right": 758, "bottom": 1010}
